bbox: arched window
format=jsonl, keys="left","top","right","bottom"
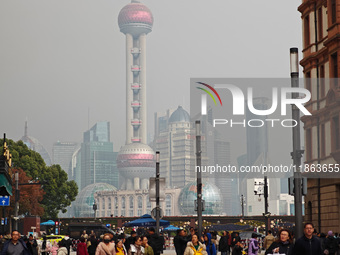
{"left": 146, "top": 195, "right": 151, "bottom": 214}
{"left": 137, "top": 196, "right": 143, "bottom": 216}
{"left": 114, "top": 197, "right": 118, "bottom": 216}
{"left": 129, "top": 196, "right": 134, "bottom": 217}
{"left": 308, "top": 201, "right": 312, "bottom": 222}
{"left": 165, "top": 195, "right": 171, "bottom": 216}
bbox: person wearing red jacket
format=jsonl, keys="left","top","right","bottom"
{"left": 77, "top": 237, "right": 89, "bottom": 255}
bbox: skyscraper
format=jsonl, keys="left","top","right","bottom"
{"left": 116, "top": 0, "right": 155, "bottom": 190}
{"left": 52, "top": 141, "right": 78, "bottom": 177}
{"left": 80, "top": 122, "right": 118, "bottom": 189}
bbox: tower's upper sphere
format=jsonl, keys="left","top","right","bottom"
{"left": 118, "top": 0, "right": 153, "bottom": 36}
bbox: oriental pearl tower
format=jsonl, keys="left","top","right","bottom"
{"left": 116, "top": 0, "right": 155, "bottom": 190}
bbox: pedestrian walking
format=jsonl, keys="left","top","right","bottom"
{"left": 203, "top": 233, "right": 216, "bottom": 255}
{"left": 230, "top": 233, "right": 240, "bottom": 253}
{"left": 1, "top": 231, "right": 30, "bottom": 255}
{"left": 115, "top": 239, "right": 127, "bottom": 255}
{"left": 146, "top": 228, "right": 164, "bottom": 255}
{"left": 125, "top": 231, "right": 137, "bottom": 252}
{"left": 231, "top": 242, "right": 243, "bottom": 255}
{"left": 184, "top": 234, "right": 207, "bottom": 255}
{"left": 174, "top": 229, "right": 188, "bottom": 255}
{"left": 263, "top": 230, "right": 275, "bottom": 251}
{"left": 219, "top": 231, "right": 231, "bottom": 255}
{"left": 50, "top": 242, "right": 58, "bottom": 255}
{"left": 26, "top": 235, "right": 38, "bottom": 255}
{"left": 58, "top": 241, "right": 68, "bottom": 255}
{"left": 247, "top": 233, "right": 260, "bottom": 255}
{"left": 265, "top": 229, "right": 294, "bottom": 255}
{"left": 95, "top": 234, "right": 115, "bottom": 255}
{"left": 77, "top": 237, "right": 89, "bottom": 255}
{"left": 292, "top": 222, "right": 323, "bottom": 255}
{"left": 141, "top": 236, "right": 153, "bottom": 255}
{"left": 324, "top": 231, "right": 338, "bottom": 255}
{"left": 81, "top": 232, "right": 89, "bottom": 242}
{"left": 128, "top": 236, "right": 144, "bottom": 255}
{"left": 88, "top": 235, "right": 98, "bottom": 255}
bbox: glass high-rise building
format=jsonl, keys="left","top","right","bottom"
{"left": 52, "top": 141, "right": 78, "bottom": 177}
{"left": 80, "top": 122, "right": 118, "bottom": 190}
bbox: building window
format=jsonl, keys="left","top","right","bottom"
{"left": 308, "top": 201, "right": 312, "bottom": 222}
{"left": 332, "top": 116, "right": 340, "bottom": 151}
{"left": 137, "top": 196, "right": 143, "bottom": 216}
{"left": 114, "top": 197, "right": 118, "bottom": 216}
{"left": 320, "top": 65, "right": 325, "bottom": 98}
{"left": 304, "top": 15, "right": 310, "bottom": 47}
{"left": 306, "top": 128, "right": 312, "bottom": 161}
{"left": 165, "top": 195, "right": 171, "bottom": 216}
{"left": 321, "top": 124, "right": 325, "bottom": 158}
{"left": 306, "top": 72, "right": 311, "bottom": 96}
{"left": 332, "top": 0, "right": 336, "bottom": 24}
{"left": 121, "top": 197, "right": 126, "bottom": 216}
{"left": 146, "top": 195, "right": 151, "bottom": 213}
{"left": 331, "top": 51, "right": 338, "bottom": 87}
{"left": 129, "top": 196, "right": 134, "bottom": 216}
{"left": 318, "top": 8, "right": 323, "bottom": 40}
{"left": 248, "top": 205, "right": 252, "bottom": 213}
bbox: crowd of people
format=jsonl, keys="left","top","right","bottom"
{"left": 0, "top": 228, "right": 165, "bottom": 255}
{"left": 1, "top": 223, "right": 340, "bottom": 255}
{"left": 174, "top": 223, "right": 340, "bottom": 255}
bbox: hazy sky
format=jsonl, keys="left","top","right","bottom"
{"left": 0, "top": 0, "right": 302, "bottom": 158}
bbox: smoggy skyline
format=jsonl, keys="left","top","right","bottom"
{"left": 0, "top": 0, "right": 302, "bottom": 158}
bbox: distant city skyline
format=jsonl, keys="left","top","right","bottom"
{"left": 0, "top": 1, "right": 302, "bottom": 159}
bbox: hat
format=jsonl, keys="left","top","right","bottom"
{"left": 328, "top": 231, "right": 333, "bottom": 236}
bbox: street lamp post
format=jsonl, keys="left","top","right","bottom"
{"left": 240, "top": 195, "right": 245, "bottom": 219}
{"left": 14, "top": 173, "right": 19, "bottom": 230}
{"left": 155, "top": 151, "right": 160, "bottom": 235}
{"left": 195, "top": 120, "right": 202, "bottom": 239}
{"left": 290, "top": 47, "right": 303, "bottom": 240}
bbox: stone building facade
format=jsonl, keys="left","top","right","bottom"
{"left": 299, "top": 0, "right": 340, "bottom": 233}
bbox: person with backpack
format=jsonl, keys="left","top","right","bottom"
{"left": 184, "top": 234, "right": 207, "bottom": 255}
{"left": 203, "top": 233, "right": 216, "bottom": 255}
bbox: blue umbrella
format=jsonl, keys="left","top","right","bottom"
{"left": 40, "top": 220, "right": 55, "bottom": 226}
{"left": 124, "top": 214, "right": 170, "bottom": 227}
{"left": 164, "top": 225, "right": 180, "bottom": 231}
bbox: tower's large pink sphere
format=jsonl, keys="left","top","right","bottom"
{"left": 117, "top": 143, "right": 155, "bottom": 179}
{"left": 118, "top": 1, "right": 153, "bottom": 36}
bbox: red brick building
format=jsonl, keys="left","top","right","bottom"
{"left": 299, "top": 0, "right": 340, "bottom": 233}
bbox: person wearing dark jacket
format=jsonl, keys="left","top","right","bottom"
{"left": 125, "top": 231, "right": 137, "bottom": 252}
{"left": 230, "top": 233, "right": 240, "bottom": 252}
{"left": 292, "top": 223, "right": 323, "bottom": 255}
{"left": 265, "top": 229, "right": 294, "bottom": 255}
{"left": 26, "top": 235, "right": 38, "bottom": 255}
{"left": 219, "top": 231, "right": 230, "bottom": 255}
{"left": 147, "top": 228, "right": 164, "bottom": 255}
{"left": 324, "top": 231, "right": 338, "bottom": 255}
{"left": 87, "top": 235, "right": 98, "bottom": 255}
{"left": 174, "top": 230, "right": 187, "bottom": 255}
{"left": 231, "top": 242, "right": 243, "bottom": 255}
{"left": 1, "top": 231, "right": 30, "bottom": 255}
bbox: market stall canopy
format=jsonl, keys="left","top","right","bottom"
{"left": 124, "top": 214, "right": 170, "bottom": 227}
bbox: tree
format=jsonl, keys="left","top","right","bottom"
{"left": 0, "top": 139, "right": 78, "bottom": 218}
{"left": 6, "top": 168, "right": 45, "bottom": 217}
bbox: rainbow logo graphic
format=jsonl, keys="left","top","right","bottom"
{"left": 196, "top": 82, "right": 222, "bottom": 115}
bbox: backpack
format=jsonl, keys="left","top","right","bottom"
{"left": 191, "top": 246, "right": 203, "bottom": 255}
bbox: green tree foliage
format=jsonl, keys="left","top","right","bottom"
{"left": 0, "top": 138, "right": 78, "bottom": 218}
